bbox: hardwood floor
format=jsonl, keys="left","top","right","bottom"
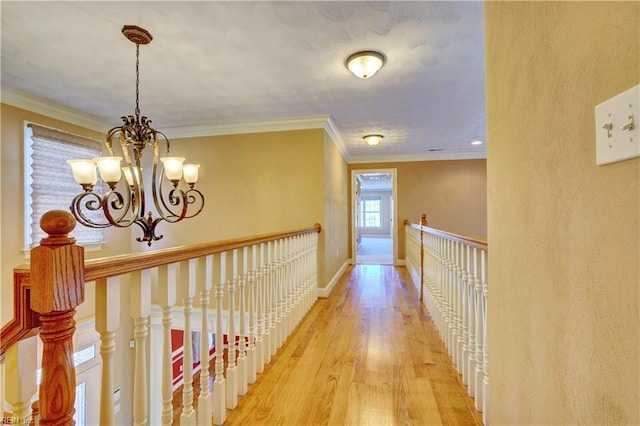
{"left": 173, "top": 265, "right": 482, "bottom": 425}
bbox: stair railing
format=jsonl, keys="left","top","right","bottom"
{"left": 405, "top": 215, "right": 488, "bottom": 424}
{"left": 1, "top": 210, "right": 321, "bottom": 425}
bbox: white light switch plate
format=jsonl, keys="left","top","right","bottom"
{"left": 595, "top": 84, "right": 639, "bottom": 165}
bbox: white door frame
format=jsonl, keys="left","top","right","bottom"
{"left": 351, "top": 168, "right": 398, "bottom": 265}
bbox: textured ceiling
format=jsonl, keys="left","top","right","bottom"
{"left": 1, "top": 1, "right": 486, "bottom": 163}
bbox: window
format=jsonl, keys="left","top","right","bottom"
{"left": 359, "top": 196, "right": 382, "bottom": 228}
{"left": 24, "top": 122, "right": 104, "bottom": 249}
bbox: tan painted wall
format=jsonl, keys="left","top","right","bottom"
{"left": 148, "top": 129, "right": 325, "bottom": 249}
{"left": 322, "top": 134, "right": 349, "bottom": 289}
{"left": 485, "top": 2, "right": 639, "bottom": 424}
{"left": 348, "top": 159, "right": 487, "bottom": 259}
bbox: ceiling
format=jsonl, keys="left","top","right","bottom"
{"left": 1, "top": 1, "right": 486, "bottom": 163}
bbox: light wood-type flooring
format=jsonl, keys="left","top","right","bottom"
{"left": 173, "top": 265, "right": 482, "bottom": 425}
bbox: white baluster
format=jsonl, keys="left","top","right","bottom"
{"left": 474, "top": 249, "right": 485, "bottom": 410}
{"left": 131, "top": 269, "right": 151, "bottom": 426}
{"left": 433, "top": 235, "right": 444, "bottom": 336}
{"left": 481, "top": 249, "right": 489, "bottom": 418}
{"left": 467, "top": 247, "right": 479, "bottom": 396}
{"left": 198, "top": 256, "right": 213, "bottom": 425}
{"left": 454, "top": 242, "right": 464, "bottom": 372}
{"left": 293, "top": 235, "right": 302, "bottom": 327}
{"left": 5, "top": 336, "right": 37, "bottom": 421}
{"left": 181, "top": 260, "right": 197, "bottom": 425}
{"left": 237, "top": 247, "right": 249, "bottom": 396}
{"left": 256, "top": 243, "right": 266, "bottom": 372}
{"left": 246, "top": 244, "right": 257, "bottom": 383}
{"left": 95, "top": 276, "right": 120, "bottom": 425}
{"left": 280, "top": 238, "right": 289, "bottom": 340}
{"left": 447, "top": 240, "right": 456, "bottom": 353}
{"left": 226, "top": 250, "right": 238, "bottom": 409}
{"left": 212, "top": 252, "right": 227, "bottom": 426}
{"left": 311, "top": 230, "right": 319, "bottom": 302}
{"left": 461, "top": 245, "right": 471, "bottom": 386}
{"left": 264, "top": 241, "right": 274, "bottom": 362}
{"left": 156, "top": 264, "right": 177, "bottom": 426}
{"left": 273, "top": 240, "right": 283, "bottom": 351}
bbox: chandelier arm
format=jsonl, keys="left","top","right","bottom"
{"left": 154, "top": 131, "right": 171, "bottom": 154}
{"left": 100, "top": 190, "right": 137, "bottom": 228}
{"left": 70, "top": 192, "right": 116, "bottom": 229}
{"left": 182, "top": 188, "right": 205, "bottom": 219}
{"left": 132, "top": 158, "right": 146, "bottom": 219}
{"left": 153, "top": 185, "right": 189, "bottom": 223}
{"left": 151, "top": 161, "right": 185, "bottom": 221}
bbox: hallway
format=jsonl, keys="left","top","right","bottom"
{"left": 183, "top": 265, "right": 482, "bottom": 425}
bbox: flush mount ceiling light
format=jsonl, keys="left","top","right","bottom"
{"left": 363, "top": 134, "right": 384, "bottom": 146}
{"left": 67, "top": 25, "right": 204, "bottom": 246}
{"left": 345, "top": 50, "right": 386, "bottom": 79}
{"left": 471, "top": 140, "right": 483, "bottom": 145}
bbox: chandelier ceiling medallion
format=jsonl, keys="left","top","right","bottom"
{"left": 67, "top": 25, "right": 204, "bottom": 246}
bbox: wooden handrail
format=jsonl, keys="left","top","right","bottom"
{"left": 0, "top": 268, "right": 39, "bottom": 359}
{"left": 408, "top": 222, "right": 487, "bottom": 251}
{"left": 0, "top": 222, "right": 322, "bottom": 357}
{"left": 84, "top": 223, "right": 322, "bottom": 282}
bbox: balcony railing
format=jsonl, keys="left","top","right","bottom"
{"left": 1, "top": 210, "right": 321, "bottom": 425}
{"left": 405, "top": 214, "right": 489, "bottom": 424}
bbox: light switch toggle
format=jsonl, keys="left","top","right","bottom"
{"left": 622, "top": 114, "right": 635, "bottom": 132}
{"left": 595, "top": 84, "right": 640, "bottom": 165}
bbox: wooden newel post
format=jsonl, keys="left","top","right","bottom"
{"left": 30, "top": 210, "right": 85, "bottom": 426}
{"left": 420, "top": 213, "right": 428, "bottom": 227}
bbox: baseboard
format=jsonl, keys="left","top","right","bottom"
{"left": 318, "top": 259, "right": 350, "bottom": 298}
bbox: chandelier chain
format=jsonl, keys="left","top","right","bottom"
{"left": 135, "top": 43, "right": 140, "bottom": 119}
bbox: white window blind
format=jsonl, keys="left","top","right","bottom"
{"left": 25, "top": 123, "right": 104, "bottom": 248}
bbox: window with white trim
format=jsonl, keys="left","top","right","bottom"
{"left": 24, "top": 122, "right": 104, "bottom": 249}
{"left": 359, "top": 196, "right": 382, "bottom": 228}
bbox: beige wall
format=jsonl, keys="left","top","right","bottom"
{"left": 322, "top": 134, "right": 349, "bottom": 289}
{"left": 348, "top": 159, "right": 487, "bottom": 259}
{"left": 486, "top": 2, "right": 639, "bottom": 424}
{"left": 148, "top": 129, "right": 325, "bottom": 249}
{"left": 157, "top": 128, "right": 347, "bottom": 294}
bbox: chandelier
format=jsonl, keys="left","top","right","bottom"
{"left": 67, "top": 25, "right": 204, "bottom": 246}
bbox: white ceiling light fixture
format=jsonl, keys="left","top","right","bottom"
{"left": 345, "top": 50, "right": 386, "bottom": 79}
{"left": 363, "top": 134, "right": 384, "bottom": 146}
{"left": 471, "top": 140, "right": 483, "bottom": 145}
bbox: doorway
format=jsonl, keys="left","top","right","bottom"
{"left": 351, "top": 168, "right": 398, "bottom": 265}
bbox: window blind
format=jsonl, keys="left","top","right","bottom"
{"left": 26, "top": 123, "right": 104, "bottom": 247}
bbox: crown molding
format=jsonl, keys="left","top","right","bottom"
{"left": 324, "top": 115, "right": 351, "bottom": 163}
{"left": 163, "top": 115, "right": 330, "bottom": 139}
{"left": 163, "top": 114, "right": 351, "bottom": 163}
{"left": 348, "top": 150, "right": 486, "bottom": 164}
{"left": 1, "top": 87, "right": 110, "bottom": 132}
